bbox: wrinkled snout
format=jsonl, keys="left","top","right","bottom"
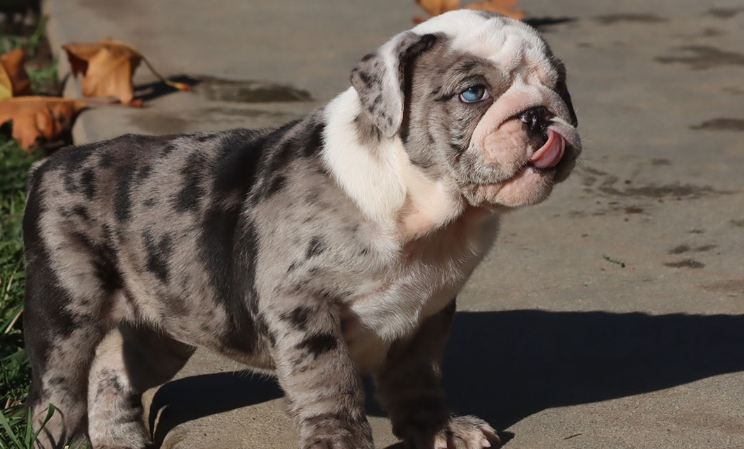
{"left": 464, "top": 85, "right": 582, "bottom": 208}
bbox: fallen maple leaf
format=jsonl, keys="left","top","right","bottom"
{"left": 0, "top": 96, "right": 87, "bottom": 150}
{"left": 465, "top": 0, "right": 525, "bottom": 20}
{"left": 414, "top": 0, "right": 525, "bottom": 22}
{"left": 62, "top": 38, "right": 141, "bottom": 105}
{"left": 62, "top": 38, "right": 190, "bottom": 106}
{"left": 0, "top": 48, "right": 32, "bottom": 100}
{"left": 417, "top": 0, "right": 460, "bottom": 17}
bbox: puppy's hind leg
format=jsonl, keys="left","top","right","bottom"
{"left": 87, "top": 324, "right": 195, "bottom": 449}
{"left": 24, "top": 257, "right": 111, "bottom": 448}
{"left": 25, "top": 320, "right": 108, "bottom": 449}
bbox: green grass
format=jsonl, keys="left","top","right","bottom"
{"left": 1, "top": 9, "right": 57, "bottom": 446}
{"left": 0, "top": 137, "right": 36, "bottom": 399}
{"left": 0, "top": 134, "right": 40, "bottom": 448}
{"left": 0, "top": 404, "right": 55, "bottom": 449}
{"left": 25, "top": 60, "right": 57, "bottom": 96}
{"left": 1, "top": 16, "right": 59, "bottom": 96}
{"left": 0, "top": 16, "right": 46, "bottom": 57}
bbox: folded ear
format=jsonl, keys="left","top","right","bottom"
{"left": 350, "top": 32, "right": 438, "bottom": 139}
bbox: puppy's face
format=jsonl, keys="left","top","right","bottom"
{"left": 352, "top": 10, "right": 581, "bottom": 209}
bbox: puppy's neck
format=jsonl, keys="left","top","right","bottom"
{"left": 321, "top": 88, "right": 465, "bottom": 242}
{"left": 397, "top": 165, "right": 465, "bottom": 241}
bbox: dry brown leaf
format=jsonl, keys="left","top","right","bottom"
{"left": 0, "top": 96, "right": 87, "bottom": 150}
{"left": 416, "top": 0, "right": 460, "bottom": 17}
{"left": 0, "top": 48, "right": 32, "bottom": 100}
{"left": 62, "top": 38, "right": 191, "bottom": 105}
{"left": 465, "top": 0, "right": 524, "bottom": 20}
{"left": 62, "top": 38, "right": 142, "bottom": 105}
{"left": 414, "top": 0, "right": 524, "bottom": 22}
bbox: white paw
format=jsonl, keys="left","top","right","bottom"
{"left": 432, "top": 416, "right": 501, "bottom": 449}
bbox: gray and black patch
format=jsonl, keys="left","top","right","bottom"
{"left": 351, "top": 32, "right": 441, "bottom": 139}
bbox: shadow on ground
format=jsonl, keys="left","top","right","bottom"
{"left": 523, "top": 17, "right": 576, "bottom": 30}
{"left": 134, "top": 75, "right": 202, "bottom": 103}
{"left": 148, "top": 370, "right": 284, "bottom": 446}
{"left": 148, "top": 310, "right": 744, "bottom": 446}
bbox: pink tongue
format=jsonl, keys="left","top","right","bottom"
{"left": 530, "top": 129, "right": 565, "bottom": 169}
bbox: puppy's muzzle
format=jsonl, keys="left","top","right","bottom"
{"left": 518, "top": 107, "right": 567, "bottom": 170}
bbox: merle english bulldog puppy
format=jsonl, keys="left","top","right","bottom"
{"left": 23, "top": 9, "right": 581, "bottom": 449}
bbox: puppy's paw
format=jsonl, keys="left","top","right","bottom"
{"left": 431, "top": 416, "right": 501, "bottom": 449}
{"left": 304, "top": 434, "right": 374, "bottom": 449}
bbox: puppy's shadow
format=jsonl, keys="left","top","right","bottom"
{"left": 148, "top": 371, "right": 283, "bottom": 447}
{"left": 523, "top": 17, "right": 576, "bottom": 30}
{"left": 443, "top": 310, "right": 744, "bottom": 431}
{"left": 148, "top": 310, "right": 744, "bottom": 447}
{"left": 134, "top": 75, "right": 201, "bottom": 103}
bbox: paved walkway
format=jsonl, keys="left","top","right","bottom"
{"left": 43, "top": 0, "right": 744, "bottom": 447}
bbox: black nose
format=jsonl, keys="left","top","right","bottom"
{"left": 519, "top": 107, "right": 550, "bottom": 137}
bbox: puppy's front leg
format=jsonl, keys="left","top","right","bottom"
{"left": 375, "top": 300, "right": 500, "bottom": 449}
{"left": 267, "top": 297, "right": 373, "bottom": 449}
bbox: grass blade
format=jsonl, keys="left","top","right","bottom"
{"left": 0, "top": 407, "right": 23, "bottom": 447}
{"left": 29, "top": 404, "right": 55, "bottom": 446}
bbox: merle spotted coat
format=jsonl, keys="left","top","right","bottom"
{"left": 23, "top": 10, "right": 580, "bottom": 449}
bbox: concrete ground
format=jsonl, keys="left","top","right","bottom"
{"left": 42, "top": 0, "right": 744, "bottom": 447}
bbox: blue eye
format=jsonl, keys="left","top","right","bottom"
{"left": 459, "top": 85, "right": 490, "bottom": 103}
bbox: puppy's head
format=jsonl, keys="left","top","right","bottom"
{"left": 351, "top": 10, "right": 581, "bottom": 210}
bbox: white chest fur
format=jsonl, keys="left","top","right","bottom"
{"left": 321, "top": 88, "right": 503, "bottom": 373}
{"left": 341, "top": 210, "right": 500, "bottom": 373}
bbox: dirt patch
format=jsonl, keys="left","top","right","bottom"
{"left": 701, "top": 279, "right": 744, "bottom": 294}
{"left": 722, "top": 87, "right": 744, "bottom": 96}
{"left": 730, "top": 219, "right": 744, "bottom": 228}
{"left": 706, "top": 7, "right": 744, "bottom": 19}
{"left": 695, "top": 244, "right": 716, "bottom": 252}
{"left": 581, "top": 166, "right": 610, "bottom": 177}
{"left": 668, "top": 244, "right": 716, "bottom": 255}
{"left": 577, "top": 165, "right": 732, "bottom": 202}
{"left": 690, "top": 118, "right": 744, "bottom": 132}
{"left": 665, "top": 260, "right": 705, "bottom": 269}
{"left": 595, "top": 14, "right": 667, "bottom": 24}
{"left": 669, "top": 245, "right": 691, "bottom": 255}
{"left": 699, "top": 28, "right": 724, "bottom": 37}
{"left": 568, "top": 210, "right": 586, "bottom": 218}
{"left": 600, "top": 182, "right": 729, "bottom": 200}
{"left": 656, "top": 45, "right": 744, "bottom": 70}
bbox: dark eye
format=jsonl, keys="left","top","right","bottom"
{"left": 459, "top": 85, "right": 490, "bottom": 103}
